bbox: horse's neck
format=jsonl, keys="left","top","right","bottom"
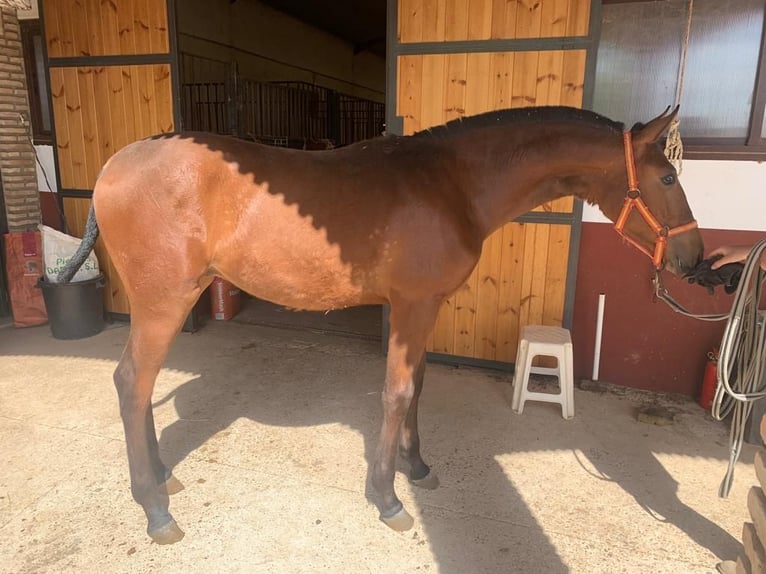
{"left": 455, "top": 125, "right": 621, "bottom": 237}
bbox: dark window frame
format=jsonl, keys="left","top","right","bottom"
{"left": 20, "top": 19, "right": 52, "bottom": 145}
{"left": 601, "top": 0, "right": 766, "bottom": 161}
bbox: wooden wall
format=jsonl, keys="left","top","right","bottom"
{"left": 396, "top": 0, "right": 593, "bottom": 363}
{"left": 42, "top": 0, "right": 174, "bottom": 315}
{"left": 398, "top": 0, "right": 590, "bottom": 42}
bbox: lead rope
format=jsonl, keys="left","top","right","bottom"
{"left": 663, "top": 0, "right": 694, "bottom": 173}
{"left": 711, "top": 240, "right": 766, "bottom": 498}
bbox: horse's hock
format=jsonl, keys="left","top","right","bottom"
{"left": 511, "top": 325, "right": 575, "bottom": 420}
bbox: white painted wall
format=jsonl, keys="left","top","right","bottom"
{"left": 34, "top": 144, "right": 56, "bottom": 192}
{"left": 582, "top": 159, "right": 766, "bottom": 231}
{"left": 16, "top": 0, "right": 38, "bottom": 20}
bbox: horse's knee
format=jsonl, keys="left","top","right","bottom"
{"left": 382, "top": 381, "right": 414, "bottom": 415}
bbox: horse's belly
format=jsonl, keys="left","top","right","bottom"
{"left": 217, "top": 243, "right": 384, "bottom": 311}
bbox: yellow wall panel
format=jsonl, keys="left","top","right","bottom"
{"left": 399, "top": 0, "right": 590, "bottom": 42}
{"left": 43, "top": 0, "right": 169, "bottom": 57}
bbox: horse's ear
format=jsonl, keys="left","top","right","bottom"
{"left": 632, "top": 106, "right": 679, "bottom": 145}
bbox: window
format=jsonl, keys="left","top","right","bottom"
{"left": 20, "top": 20, "right": 52, "bottom": 145}
{"left": 593, "top": 0, "right": 766, "bottom": 160}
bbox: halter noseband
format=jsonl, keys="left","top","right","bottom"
{"left": 613, "top": 131, "right": 698, "bottom": 270}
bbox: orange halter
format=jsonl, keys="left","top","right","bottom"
{"left": 613, "top": 131, "right": 698, "bottom": 269}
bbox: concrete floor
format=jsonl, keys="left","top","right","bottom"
{"left": 0, "top": 318, "right": 759, "bottom": 574}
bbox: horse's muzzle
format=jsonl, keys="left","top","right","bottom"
{"left": 664, "top": 231, "right": 704, "bottom": 276}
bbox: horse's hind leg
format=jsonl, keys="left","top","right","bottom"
{"left": 146, "top": 405, "right": 184, "bottom": 495}
{"left": 114, "top": 296, "right": 198, "bottom": 544}
{"left": 399, "top": 351, "right": 439, "bottom": 490}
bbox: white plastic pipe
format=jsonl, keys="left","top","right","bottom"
{"left": 592, "top": 293, "right": 606, "bottom": 381}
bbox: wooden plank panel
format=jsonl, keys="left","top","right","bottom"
{"left": 490, "top": 0, "right": 511, "bottom": 39}
{"left": 107, "top": 67, "right": 129, "bottom": 154}
{"left": 489, "top": 52, "right": 514, "bottom": 109}
{"left": 70, "top": 0, "right": 91, "bottom": 57}
{"left": 43, "top": 0, "right": 63, "bottom": 58}
{"left": 496, "top": 222, "right": 526, "bottom": 362}
{"left": 49, "top": 69, "right": 74, "bottom": 191}
{"left": 467, "top": 0, "right": 492, "bottom": 40}
{"left": 453, "top": 267, "right": 479, "bottom": 357}
{"left": 511, "top": 51, "right": 538, "bottom": 108}
{"left": 100, "top": 0, "right": 121, "bottom": 55}
{"left": 153, "top": 64, "right": 174, "bottom": 134}
{"left": 62, "top": 196, "right": 86, "bottom": 236}
{"left": 401, "top": 0, "right": 587, "bottom": 41}
{"left": 148, "top": 0, "right": 169, "bottom": 53}
{"left": 566, "top": 0, "right": 591, "bottom": 37}
{"left": 475, "top": 228, "right": 504, "bottom": 359}
{"left": 397, "top": 56, "right": 424, "bottom": 135}
{"left": 519, "top": 224, "right": 550, "bottom": 329}
{"left": 421, "top": 0, "right": 447, "bottom": 41}
{"left": 137, "top": 65, "right": 158, "bottom": 139}
{"left": 515, "top": 0, "right": 542, "bottom": 39}
{"left": 560, "top": 50, "right": 586, "bottom": 108}
{"left": 133, "top": 0, "right": 153, "bottom": 54}
{"left": 541, "top": 0, "right": 570, "bottom": 38}
{"left": 77, "top": 67, "right": 102, "bottom": 189}
{"left": 444, "top": 53, "right": 467, "bottom": 121}
{"left": 541, "top": 224, "right": 571, "bottom": 326}
{"left": 91, "top": 66, "right": 115, "bottom": 169}
{"left": 117, "top": 0, "right": 137, "bottom": 54}
{"left": 465, "top": 52, "right": 491, "bottom": 114}
{"left": 55, "top": 0, "right": 76, "bottom": 57}
{"left": 419, "top": 55, "right": 447, "bottom": 129}
{"left": 85, "top": 0, "right": 105, "bottom": 56}
{"left": 399, "top": 0, "right": 424, "bottom": 43}
{"left": 535, "top": 50, "right": 563, "bottom": 106}
{"left": 61, "top": 67, "right": 88, "bottom": 189}
{"left": 445, "top": 0, "right": 469, "bottom": 41}
{"left": 121, "top": 67, "right": 140, "bottom": 145}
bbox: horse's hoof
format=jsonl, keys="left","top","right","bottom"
{"left": 163, "top": 473, "right": 185, "bottom": 495}
{"left": 410, "top": 470, "right": 439, "bottom": 490}
{"left": 148, "top": 519, "right": 185, "bottom": 545}
{"left": 380, "top": 506, "right": 414, "bottom": 532}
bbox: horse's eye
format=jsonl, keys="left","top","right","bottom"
{"left": 661, "top": 174, "right": 676, "bottom": 186}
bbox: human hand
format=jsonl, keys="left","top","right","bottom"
{"left": 708, "top": 245, "right": 754, "bottom": 270}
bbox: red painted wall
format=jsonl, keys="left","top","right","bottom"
{"left": 39, "top": 192, "right": 63, "bottom": 231}
{"left": 572, "top": 223, "right": 764, "bottom": 397}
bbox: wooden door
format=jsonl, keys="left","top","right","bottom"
{"left": 393, "top": 0, "right": 598, "bottom": 365}
{"left": 42, "top": 0, "right": 176, "bottom": 315}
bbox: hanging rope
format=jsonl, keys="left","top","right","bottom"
{"left": 664, "top": 0, "right": 694, "bottom": 174}
{"left": 711, "top": 240, "right": 766, "bottom": 498}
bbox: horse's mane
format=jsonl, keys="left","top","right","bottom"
{"left": 413, "top": 106, "right": 625, "bottom": 138}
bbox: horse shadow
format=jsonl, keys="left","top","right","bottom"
{"left": 153, "top": 329, "right": 739, "bottom": 572}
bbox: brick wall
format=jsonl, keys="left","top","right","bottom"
{"left": 0, "top": 7, "right": 40, "bottom": 232}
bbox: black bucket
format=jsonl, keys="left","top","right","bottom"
{"left": 37, "top": 274, "right": 106, "bottom": 339}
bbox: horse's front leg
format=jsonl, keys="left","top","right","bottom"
{"left": 373, "top": 297, "right": 440, "bottom": 531}
{"left": 399, "top": 351, "right": 439, "bottom": 489}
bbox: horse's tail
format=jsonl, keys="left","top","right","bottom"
{"left": 57, "top": 202, "right": 100, "bottom": 283}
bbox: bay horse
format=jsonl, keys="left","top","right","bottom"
{"left": 60, "top": 106, "right": 703, "bottom": 544}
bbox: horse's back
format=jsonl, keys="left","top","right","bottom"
{"left": 93, "top": 134, "right": 403, "bottom": 308}
{"left": 93, "top": 132, "right": 482, "bottom": 310}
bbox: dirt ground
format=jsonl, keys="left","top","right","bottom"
{"left": 0, "top": 317, "right": 759, "bottom": 574}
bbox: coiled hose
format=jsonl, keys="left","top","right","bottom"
{"left": 711, "top": 239, "right": 766, "bottom": 498}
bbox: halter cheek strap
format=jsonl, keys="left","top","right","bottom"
{"left": 613, "top": 131, "right": 698, "bottom": 270}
